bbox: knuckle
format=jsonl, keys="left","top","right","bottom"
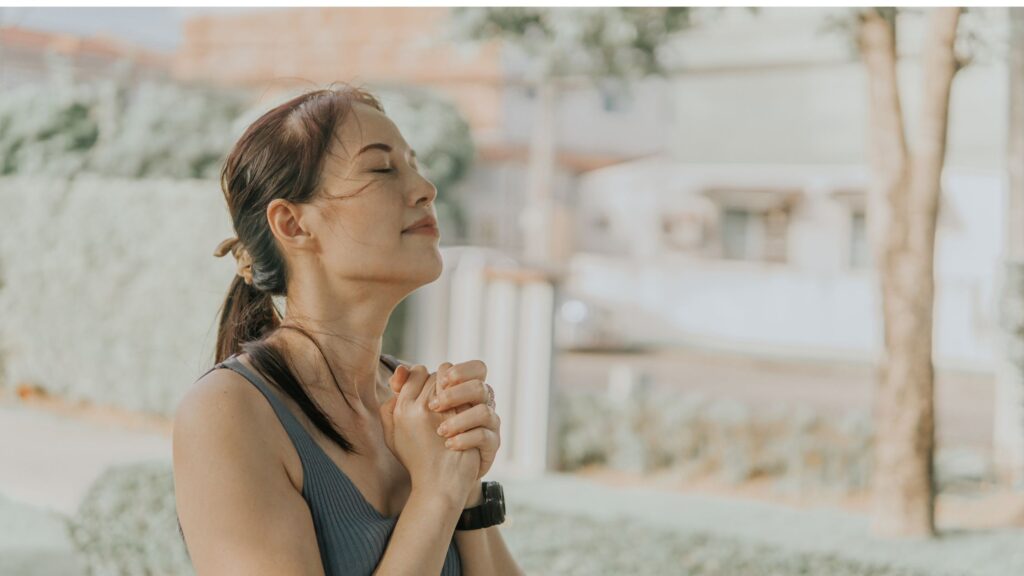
{"left": 446, "top": 366, "right": 460, "bottom": 382}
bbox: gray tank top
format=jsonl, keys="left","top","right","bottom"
{"left": 189, "top": 352, "right": 463, "bottom": 576}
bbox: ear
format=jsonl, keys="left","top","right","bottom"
{"left": 266, "top": 198, "right": 313, "bottom": 252}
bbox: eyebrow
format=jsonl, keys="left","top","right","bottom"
{"left": 355, "top": 142, "right": 417, "bottom": 159}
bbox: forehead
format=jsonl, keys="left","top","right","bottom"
{"left": 332, "top": 101, "right": 407, "bottom": 160}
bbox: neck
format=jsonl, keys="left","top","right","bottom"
{"left": 272, "top": 278, "right": 407, "bottom": 417}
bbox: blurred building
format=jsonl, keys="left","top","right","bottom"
{"left": 0, "top": 25, "right": 170, "bottom": 87}
{"left": 572, "top": 8, "right": 1008, "bottom": 372}
{"left": 171, "top": 7, "right": 1007, "bottom": 372}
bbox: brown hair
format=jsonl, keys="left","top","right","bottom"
{"left": 213, "top": 84, "right": 386, "bottom": 457}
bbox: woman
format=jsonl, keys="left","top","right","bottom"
{"left": 173, "top": 85, "right": 523, "bottom": 576}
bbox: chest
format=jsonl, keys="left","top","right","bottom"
{"left": 276, "top": 399, "right": 412, "bottom": 519}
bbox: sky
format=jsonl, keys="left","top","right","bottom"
{"left": 0, "top": 7, "right": 264, "bottom": 53}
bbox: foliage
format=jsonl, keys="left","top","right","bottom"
{"left": 451, "top": 7, "right": 692, "bottom": 81}
{"left": 0, "top": 63, "right": 477, "bottom": 193}
{"left": 555, "top": 387, "right": 876, "bottom": 494}
{"left": 66, "top": 460, "right": 194, "bottom": 576}
{"left": 0, "top": 63, "right": 249, "bottom": 179}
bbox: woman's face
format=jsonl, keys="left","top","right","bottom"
{"left": 286, "top": 101, "right": 443, "bottom": 291}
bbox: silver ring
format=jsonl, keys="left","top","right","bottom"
{"left": 485, "top": 383, "right": 495, "bottom": 408}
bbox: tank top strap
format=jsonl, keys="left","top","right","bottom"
{"left": 208, "top": 353, "right": 404, "bottom": 463}
{"left": 213, "top": 354, "right": 325, "bottom": 463}
{"left": 379, "top": 352, "right": 405, "bottom": 374}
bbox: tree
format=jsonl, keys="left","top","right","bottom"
{"left": 855, "top": 7, "right": 964, "bottom": 538}
{"left": 450, "top": 7, "right": 693, "bottom": 265}
{"left": 995, "top": 7, "right": 1024, "bottom": 487}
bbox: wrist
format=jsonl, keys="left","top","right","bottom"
{"left": 463, "top": 481, "right": 484, "bottom": 508}
{"left": 410, "top": 485, "right": 464, "bottom": 516}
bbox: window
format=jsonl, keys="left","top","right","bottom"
{"left": 830, "top": 189, "right": 871, "bottom": 270}
{"left": 718, "top": 207, "right": 789, "bottom": 262}
{"left": 721, "top": 208, "right": 751, "bottom": 259}
{"left": 703, "top": 187, "right": 800, "bottom": 263}
{"left": 849, "top": 210, "right": 871, "bottom": 269}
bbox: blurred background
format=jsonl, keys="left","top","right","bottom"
{"left": 1, "top": 5, "right": 1023, "bottom": 576}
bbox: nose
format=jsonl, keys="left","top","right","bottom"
{"left": 410, "top": 171, "right": 437, "bottom": 207}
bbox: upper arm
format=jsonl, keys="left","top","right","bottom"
{"left": 173, "top": 371, "right": 324, "bottom": 576}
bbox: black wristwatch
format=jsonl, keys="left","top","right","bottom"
{"left": 456, "top": 481, "right": 505, "bottom": 530}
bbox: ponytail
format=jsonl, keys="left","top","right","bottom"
{"left": 215, "top": 274, "right": 281, "bottom": 364}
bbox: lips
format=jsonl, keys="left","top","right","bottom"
{"left": 403, "top": 223, "right": 439, "bottom": 236}
{"left": 403, "top": 215, "right": 438, "bottom": 233}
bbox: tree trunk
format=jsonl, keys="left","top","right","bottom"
{"left": 522, "top": 79, "right": 558, "bottom": 264}
{"left": 995, "top": 7, "right": 1024, "bottom": 486}
{"left": 860, "top": 7, "right": 961, "bottom": 538}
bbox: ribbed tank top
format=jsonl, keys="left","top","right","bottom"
{"left": 185, "top": 352, "right": 463, "bottom": 576}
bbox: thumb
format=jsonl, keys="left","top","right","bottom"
{"left": 389, "top": 364, "right": 409, "bottom": 395}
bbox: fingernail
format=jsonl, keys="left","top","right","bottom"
{"left": 437, "top": 425, "right": 446, "bottom": 436}
{"left": 445, "top": 439, "right": 453, "bottom": 448}
{"left": 429, "top": 398, "right": 439, "bottom": 410}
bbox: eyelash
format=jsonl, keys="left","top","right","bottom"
{"left": 372, "top": 163, "right": 418, "bottom": 174}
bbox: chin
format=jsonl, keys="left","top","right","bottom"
{"left": 406, "top": 249, "right": 444, "bottom": 286}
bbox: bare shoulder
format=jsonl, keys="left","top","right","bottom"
{"left": 173, "top": 367, "right": 323, "bottom": 576}
{"left": 173, "top": 367, "right": 285, "bottom": 469}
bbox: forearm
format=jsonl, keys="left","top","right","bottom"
{"left": 454, "top": 484, "right": 525, "bottom": 576}
{"left": 372, "top": 488, "right": 463, "bottom": 576}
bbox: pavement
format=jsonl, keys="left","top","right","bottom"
{"left": 1, "top": 398, "right": 1022, "bottom": 576}
{"left": 0, "top": 401, "right": 170, "bottom": 517}
{"left": 502, "top": 473, "right": 1024, "bottom": 576}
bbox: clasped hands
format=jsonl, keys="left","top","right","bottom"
{"left": 387, "top": 360, "right": 501, "bottom": 486}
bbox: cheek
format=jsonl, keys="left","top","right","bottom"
{"left": 323, "top": 195, "right": 402, "bottom": 242}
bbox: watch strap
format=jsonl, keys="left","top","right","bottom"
{"left": 456, "top": 481, "right": 505, "bottom": 531}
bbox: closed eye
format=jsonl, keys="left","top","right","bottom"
{"left": 371, "top": 167, "right": 394, "bottom": 174}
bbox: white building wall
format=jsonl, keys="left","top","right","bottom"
{"left": 573, "top": 162, "right": 1004, "bottom": 372}
{"left": 565, "top": 8, "right": 1010, "bottom": 372}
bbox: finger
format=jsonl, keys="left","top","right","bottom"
{"left": 398, "top": 365, "right": 428, "bottom": 404}
{"left": 444, "top": 427, "right": 496, "bottom": 451}
{"left": 441, "top": 360, "right": 487, "bottom": 391}
{"left": 416, "top": 370, "right": 440, "bottom": 406}
{"left": 436, "top": 362, "right": 454, "bottom": 391}
{"left": 431, "top": 378, "right": 490, "bottom": 413}
{"left": 436, "top": 403, "right": 499, "bottom": 439}
{"left": 389, "top": 364, "right": 410, "bottom": 394}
